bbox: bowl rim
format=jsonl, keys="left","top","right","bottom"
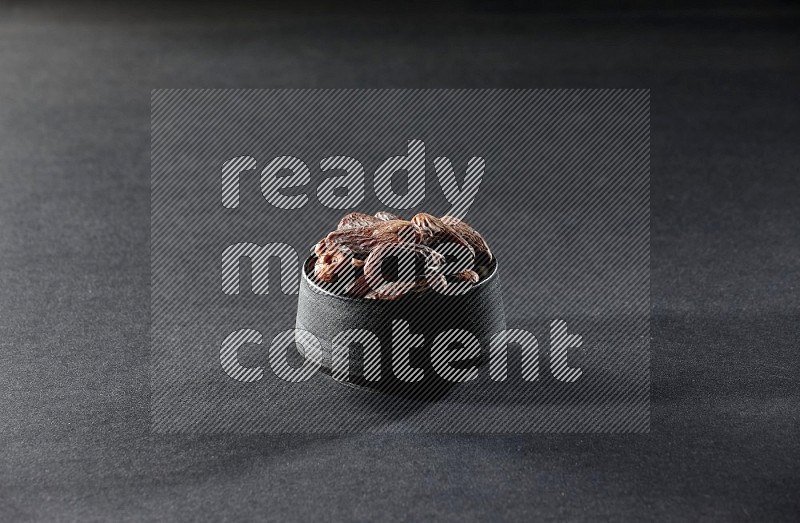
{"left": 300, "top": 254, "right": 500, "bottom": 303}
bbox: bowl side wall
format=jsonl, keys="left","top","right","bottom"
{"left": 295, "top": 260, "right": 507, "bottom": 386}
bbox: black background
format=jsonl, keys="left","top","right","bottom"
{"left": 1, "top": 0, "right": 798, "bottom": 520}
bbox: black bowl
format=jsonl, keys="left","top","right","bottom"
{"left": 295, "top": 256, "right": 507, "bottom": 394}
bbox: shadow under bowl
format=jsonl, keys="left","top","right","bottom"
{"left": 295, "top": 256, "right": 507, "bottom": 396}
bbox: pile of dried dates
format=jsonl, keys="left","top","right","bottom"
{"left": 312, "top": 212, "right": 493, "bottom": 300}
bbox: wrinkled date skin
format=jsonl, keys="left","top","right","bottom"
{"left": 312, "top": 211, "right": 494, "bottom": 299}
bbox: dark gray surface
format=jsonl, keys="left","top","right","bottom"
{"left": 1, "top": 2, "right": 799, "bottom": 521}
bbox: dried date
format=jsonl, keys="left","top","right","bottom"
{"left": 337, "top": 212, "right": 382, "bottom": 230}
{"left": 312, "top": 211, "right": 493, "bottom": 299}
{"left": 374, "top": 211, "right": 400, "bottom": 221}
{"left": 441, "top": 215, "right": 493, "bottom": 266}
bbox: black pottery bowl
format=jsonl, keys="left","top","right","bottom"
{"left": 295, "top": 256, "right": 507, "bottom": 395}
